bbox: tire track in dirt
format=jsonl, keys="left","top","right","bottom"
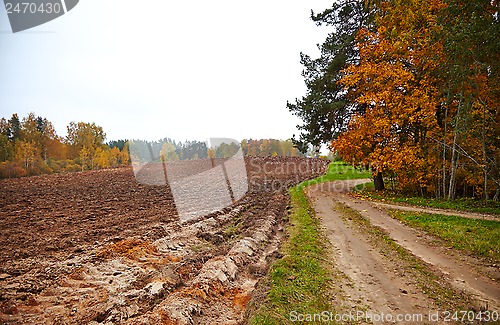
{"left": 310, "top": 186, "right": 436, "bottom": 324}
{"left": 308, "top": 180, "right": 500, "bottom": 314}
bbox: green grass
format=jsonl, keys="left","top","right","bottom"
{"left": 249, "top": 186, "right": 332, "bottom": 324}
{"left": 249, "top": 162, "right": 371, "bottom": 325}
{"left": 357, "top": 189, "right": 500, "bottom": 215}
{"left": 391, "top": 211, "right": 500, "bottom": 264}
{"left": 302, "top": 161, "right": 372, "bottom": 187}
{"left": 336, "top": 203, "right": 472, "bottom": 310}
{"left": 353, "top": 181, "right": 374, "bottom": 192}
{"left": 249, "top": 162, "right": 488, "bottom": 322}
{"left": 224, "top": 224, "right": 240, "bottom": 239}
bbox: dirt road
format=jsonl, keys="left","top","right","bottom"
{"left": 307, "top": 180, "right": 500, "bottom": 323}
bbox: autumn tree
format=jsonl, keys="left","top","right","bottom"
{"left": 0, "top": 113, "right": 132, "bottom": 178}
{"left": 433, "top": 0, "right": 500, "bottom": 199}
{"left": 94, "top": 147, "right": 123, "bottom": 169}
{"left": 325, "top": 0, "right": 498, "bottom": 199}
{"left": 331, "top": 0, "right": 445, "bottom": 191}
{"left": 239, "top": 139, "right": 302, "bottom": 157}
{"left": 281, "top": 139, "right": 297, "bottom": 157}
{"left": 66, "top": 122, "right": 106, "bottom": 170}
{"left": 14, "top": 140, "right": 40, "bottom": 173}
{"left": 0, "top": 118, "right": 9, "bottom": 137}
{"left": 20, "top": 113, "right": 59, "bottom": 162}
{"left": 0, "top": 113, "right": 62, "bottom": 175}
{"left": 160, "top": 142, "right": 179, "bottom": 162}
{"left": 288, "top": 0, "right": 379, "bottom": 153}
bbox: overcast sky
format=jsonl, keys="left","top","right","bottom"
{"left": 0, "top": 0, "right": 333, "bottom": 143}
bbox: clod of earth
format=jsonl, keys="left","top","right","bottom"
{"left": 0, "top": 156, "right": 329, "bottom": 324}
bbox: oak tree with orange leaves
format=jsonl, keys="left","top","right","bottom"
{"left": 332, "top": 0, "right": 445, "bottom": 192}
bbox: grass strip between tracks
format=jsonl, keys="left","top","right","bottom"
{"left": 389, "top": 211, "right": 500, "bottom": 265}
{"left": 335, "top": 202, "right": 473, "bottom": 311}
{"left": 354, "top": 183, "right": 500, "bottom": 215}
{"left": 249, "top": 162, "right": 370, "bottom": 324}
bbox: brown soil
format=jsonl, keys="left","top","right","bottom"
{"left": 307, "top": 180, "right": 500, "bottom": 324}
{"left": 0, "top": 156, "right": 329, "bottom": 324}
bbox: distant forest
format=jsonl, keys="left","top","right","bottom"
{"left": 129, "top": 138, "right": 303, "bottom": 163}
{"left": 0, "top": 113, "right": 303, "bottom": 179}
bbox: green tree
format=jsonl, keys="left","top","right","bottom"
{"left": 108, "top": 139, "right": 128, "bottom": 151}
{"left": 0, "top": 118, "right": 9, "bottom": 137}
{"left": 8, "top": 113, "right": 21, "bottom": 141}
{"left": 216, "top": 142, "right": 239, "bottom": 158}
{"left": 0, "top": 134, "right": 12, "bottom": 161}
{"left": 288, "top": 0, "right": 378, "bottom": 153}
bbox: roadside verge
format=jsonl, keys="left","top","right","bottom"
{"left": 248, "top": 162, "right": 370, "bottom": 324}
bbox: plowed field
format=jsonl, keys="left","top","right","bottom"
{"left": 0, "top": 157, "right": 329, "bottom": 324}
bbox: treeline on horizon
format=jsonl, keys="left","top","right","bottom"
{"left": 0, "top": 112, "right": 303, "bottom": 179}
{"left": 289, "top": 0, "right": 499, "bottom": 200}
{"left": 130, "top": 138, "right": 303, "bottom": 163}
{"left": 0, "top": 113, "right": 130, "bottom": 179}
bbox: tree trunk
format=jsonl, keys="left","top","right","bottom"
{"left": 374, "top": 171, "right": 385, "bottom": 191}
{"left": 442, "top": 106, "right": 448, "bottom": 199}
{"left": 448, "top": 136, "right": 458, "bottom": 200}
{"left": 484, "top": 171, "right": 488, "bottom": 200}
{"left": 482, "top": 101, "right": 488, "bottom": 200}
{"left": 448, "top": 134, "right": 457, "bottom": 200}
{"left": 448, "top": 98, "right": 462, "bottom": 200}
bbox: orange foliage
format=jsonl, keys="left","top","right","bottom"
{"left": 332, "top": 0, "right": 499, "bottom": 198}
{"left": 0, "top": 113, "right": 131, "bottom": 179}
{"left": 332, "top": 0, "right": 446, "bottom": 192}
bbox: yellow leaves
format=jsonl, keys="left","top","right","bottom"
{"left": 15, "top": 140, "right": 40, "bottom": 164}
{"left": 334, "top": 0, "right": 447, "bottom": 190}
{"left": 339, "top": 0, "right": 498, "bottom": 195}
